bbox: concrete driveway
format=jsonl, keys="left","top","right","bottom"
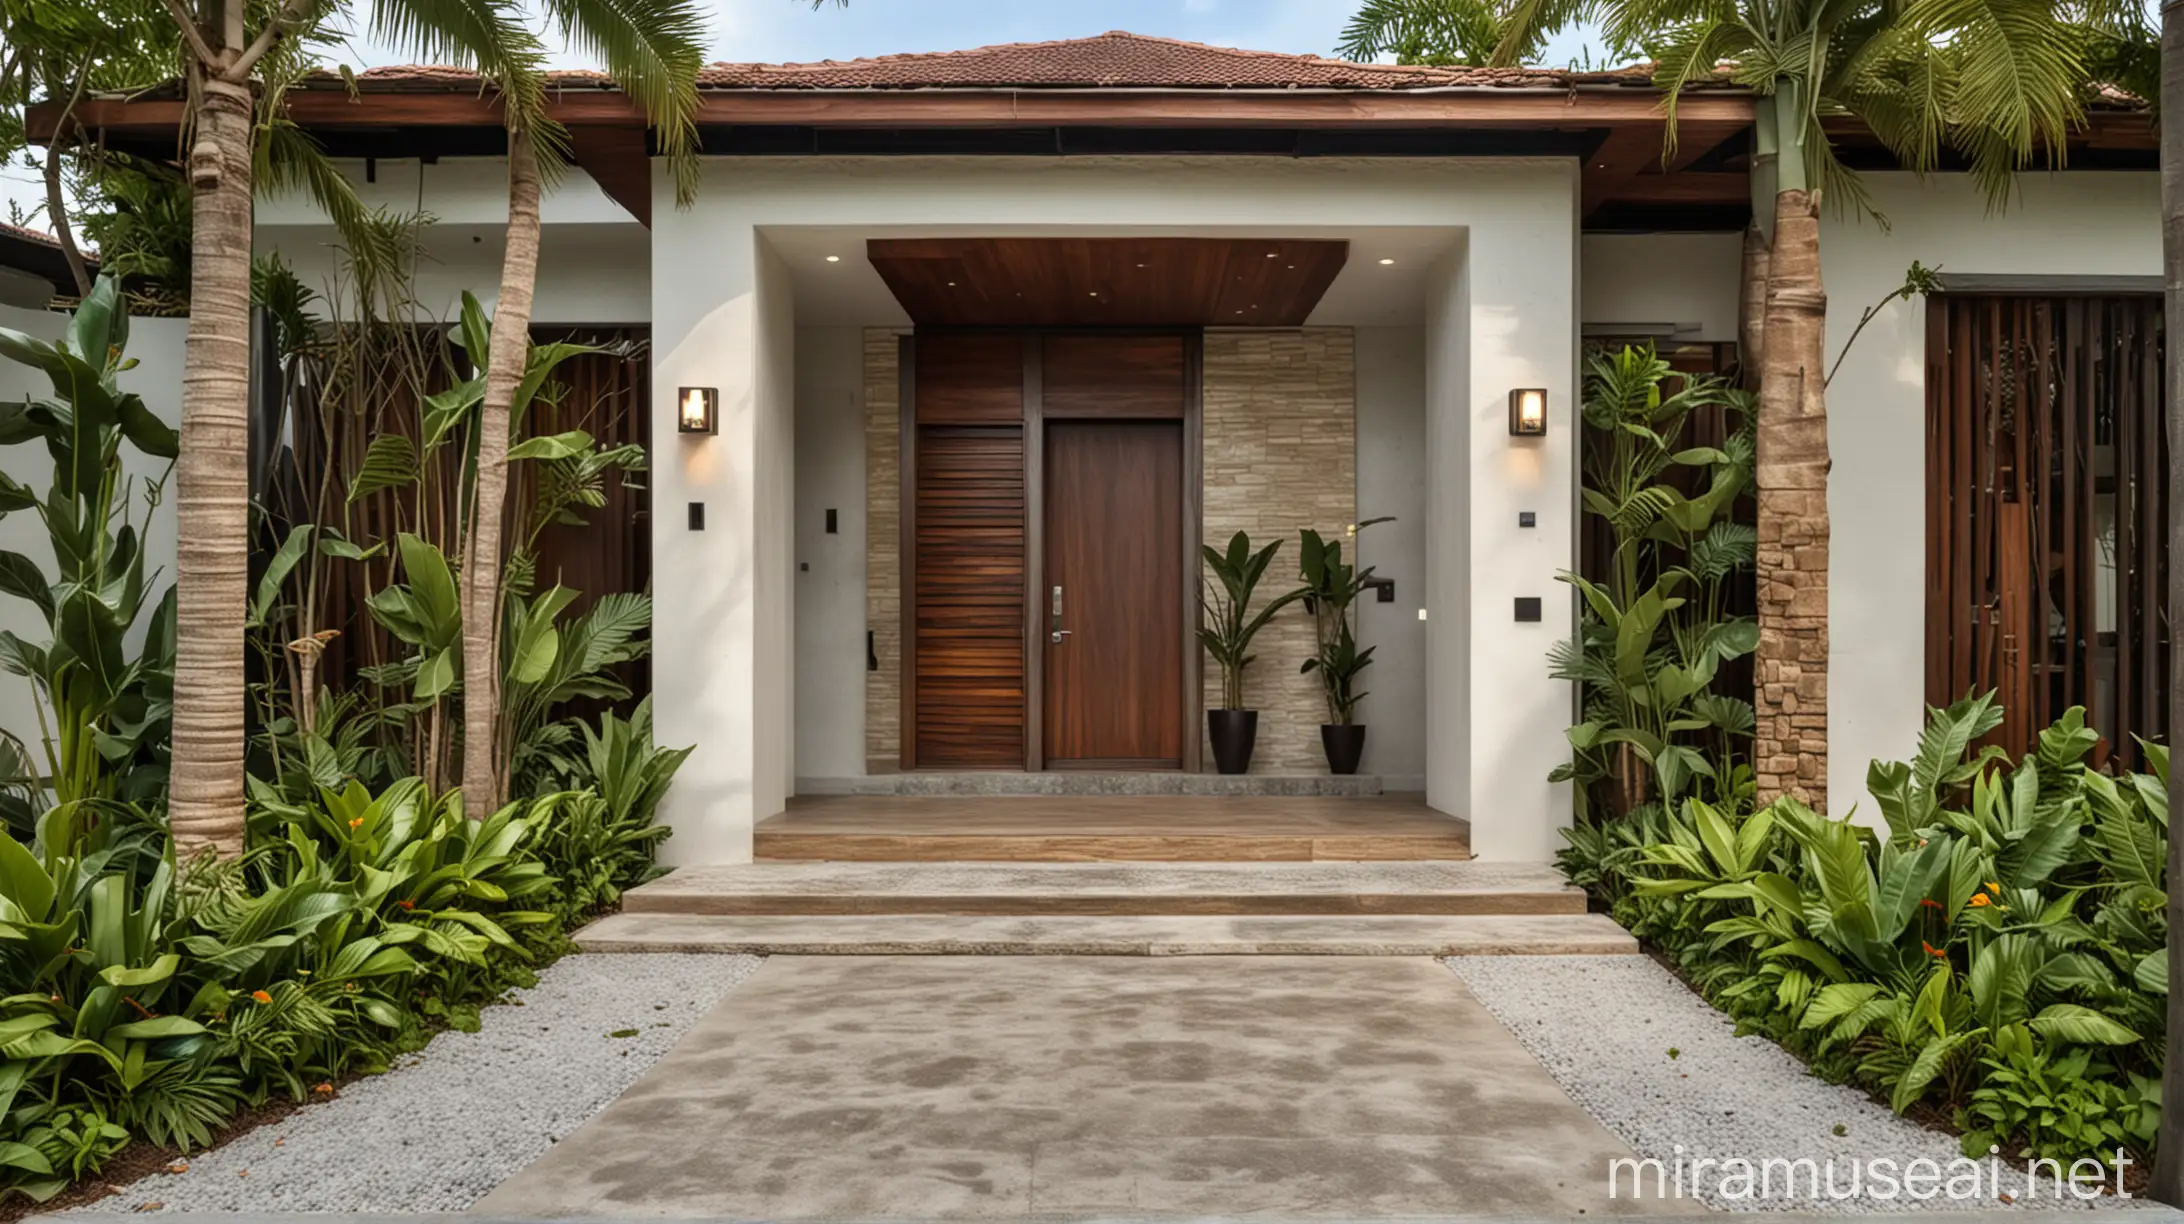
{"left": 478, "top": 954, "right": 1679, "bottom": 1218}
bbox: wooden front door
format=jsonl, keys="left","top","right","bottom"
{"left": 1042, "top": 420, "right": 1185, "bottom": 767}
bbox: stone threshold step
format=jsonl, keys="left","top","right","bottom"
{"left": 624, "top": 861, "right": 1584, "bottom": 917}
{"left": 574, "top": 912, "right": 1638, "bottom": 956}
{"left": 799, "top": 772, "right": 1384, "bottom": 797}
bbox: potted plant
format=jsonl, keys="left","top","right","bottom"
{"left": 1198, "top": 531, "right": 1301, "bottom": 774}
{"left": 1297, "top": 519, "right": 1392, "bottom": 775}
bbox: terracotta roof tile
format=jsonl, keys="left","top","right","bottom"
{"left": 308, "top": 33, "right": 1664, "bottom": 95}
{"left": 693, "top": 31, "right": 1649, "bottom": 91}
{"left": 0, "top": 222, "right": 63, "bottom": 249}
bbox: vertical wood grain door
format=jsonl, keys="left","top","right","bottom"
{"left": 1042, "top": 420, "right": 1185, "bottom": 766}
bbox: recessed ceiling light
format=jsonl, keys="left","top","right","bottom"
{"left": 947, "top": 281, "right": 956, "bottom": 286}
{"left": 1136, "top": 262, "right": 1147, "bottom": 268}
{"left": 825, "top": 255, "right": 841, "bottom": 263}
{"left": 1265, "top": 252, "right": 1279, "bottom": 258}
{"left": 1379, "top": 258, "right": 1396, "bottom": 266}
{"left": 1089, "top": 291, "right": 1099, "bottom": 297}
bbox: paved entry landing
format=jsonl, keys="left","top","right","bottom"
{"left": 479, "top": 956, "right": 1675, "bottom": 1218}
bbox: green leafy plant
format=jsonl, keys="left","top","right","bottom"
{"left": 1564, "top": 698, "right": 2169, "bottom": 1170}
{"left": 1553, "top": 344, "right": 1755, "bottom": 819}
{"left": 1198, "top": 532, "right": 1301, "bottom": 712}
{"left": 1295, "top": 519, "right": 1390, "bottom": 726}
{"left": 0, "top": 275, "right": 179, "bottom": 812}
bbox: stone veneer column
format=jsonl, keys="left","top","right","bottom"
{"left": 863, "top": 330, "right": 901, "bottom": 770}
{"left": 1200, "top": 329, "right": 1357, "bottom": 772}
{"left": 1756, "top": 487, "right": 1828, "bottom": 810}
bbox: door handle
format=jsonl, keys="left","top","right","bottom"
{"left": 1051, "top": 629, "right": 1073, "bottom": 644}
{"left": 1050, "top": 584, "right": 1066, "bottom": 643}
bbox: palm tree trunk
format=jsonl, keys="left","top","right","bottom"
{"left": 459, "top": 127, "right": 540, "bottom": 815}
{"left": 1738, "top": 221, "right": 1769, "bottom": 392}
{"left": 169, "top": 75, "right": 256, "bottom": 859}
{"left": 1752, "top": 187, "right": 1829, "bottom": 812}
{"left": 2151, "top": 0, "right": 2184, "bottom": 1202}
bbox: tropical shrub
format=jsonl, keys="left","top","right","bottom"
{"left": 1559, "top": 696, "right": 2167, "bottom": 1169}
{"left": 1553, "top": 344, "right": 1756, "bottom": 820}
{"left": 0, "top": 277, "right": 179, "bottom": 813}
{"left": 0, "top": 271, "right": 686, "bottom": 1204}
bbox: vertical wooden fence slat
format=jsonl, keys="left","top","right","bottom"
{"left": 1926, "top": 294, "right": 2169, "bottom": 766}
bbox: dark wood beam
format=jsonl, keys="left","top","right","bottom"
{"left": 567, "top": 125, "right": 650, "bottom": 227}
{"left": 1599, "top": 170, "right": 1748, "bottom": 205}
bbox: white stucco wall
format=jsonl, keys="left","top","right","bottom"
{"left": 652, "top": 155, "right": 1579, "bottom": 862}
{"left": 1582, "top": 233, "right": 1742, "bottom": 341}
{"left": 0, "top": 306, "right": 185, "bottom": 752}
{"left": 793, "top": 326, "right": 868, "bottom": 782}
{"left": 1822, "top": 171, "right": 2160, "bottom": 820}
{"left": 1354, "top": 325, "right": 1428, "bottom": 789}
{"left": 256, "top": 222, "right": 649, "bottom": 326}
{"left": 256, "top": 158, "right": 635, "bottom": 227}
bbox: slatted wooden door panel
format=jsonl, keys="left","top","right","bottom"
{"left": 1925, "top": 295, "right": 2168, "bottom": 765}
{"left": 908, "top": 334, "right": 1028, "bottom": 768}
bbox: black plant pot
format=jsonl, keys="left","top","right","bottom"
{"left": 1321, "top": 723, "right": 1367, "bottom": 775}
{"left": 1208, "top": 709, "right": 1259, "bottom": 775}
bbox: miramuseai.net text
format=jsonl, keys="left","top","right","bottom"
{"left": 1607, "top": 1148, "right": 2133, "bottom": 1205}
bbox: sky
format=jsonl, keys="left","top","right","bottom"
{"left": 2, "top": 0, "right": 1607, "bottom": 234}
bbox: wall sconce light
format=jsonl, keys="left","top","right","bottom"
{"left": 1508, "top": 388, "right": 1547, "bottom": 437}
{"left": 678, "top": 386, "right": 718, "bottom": 435}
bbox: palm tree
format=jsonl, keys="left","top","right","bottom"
{"left": 1490, "top": 0, "right": 2095, "bottom": 811}
{"left": 370, "top": 0, "right": 707, "bottom": 813}
{"left": 160, "top": 0, "right": 353, "bottom": 858}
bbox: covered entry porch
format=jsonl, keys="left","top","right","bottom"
{"left": 650, "top": 156, "right": 1582, "bottom": 864}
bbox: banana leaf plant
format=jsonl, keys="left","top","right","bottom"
{"left": 1198, "top": 531, "right": 1301, "bottom": 711}
{"left": 0, "top": 275, "right": 178, "bottom": 815}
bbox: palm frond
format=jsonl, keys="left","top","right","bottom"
{"left": 1906, "top": 0, "right": 2088, "bottom": 201}
{"left": 370, "top": 0, "right": 554, "bottom": 139}
{"left": 540, "top": 0, "right": 707, "bottom": 203}
{"left": 1336, "top": 0, "right": 1512, "bottom": 67}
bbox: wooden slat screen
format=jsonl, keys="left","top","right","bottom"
{"left": 1925, "top": 295, "right": 2169, "bottom": 765}
{"left": 912, "top": 428, "right": 1027, "bottom": 766}
{"left": 285, "top": 329, "right": 651, "bottom": 703}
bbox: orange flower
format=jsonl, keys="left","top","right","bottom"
{"left": 396, "top": 899, "right": 415, "bottom": 911}
{"left": 1919, "top": 899, "right": 1943, "bottom": 910}
{"left": 1968, "top": 893, "right": 1992, "bottom": 908}
{"left": 1922, "top": 941, "right": 1949, "bottom": 959}
{"left": 250, "top": 989, "right": 272, "bottom": 1004}
{"left": 348, "top": 817, "right": 364, "bottom": 829}
{"left": 1986, "top": 882, "right": 2002, "bottom": 896}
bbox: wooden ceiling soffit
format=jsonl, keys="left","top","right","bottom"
{"left": 868, "top": 237, "right": 1349, "bottom": 327}
{"left": 1580, "top": 118, "right": 1747, "bottom": 219}
{"left": 567, "top": 125, "right": 650, "bottom": 227}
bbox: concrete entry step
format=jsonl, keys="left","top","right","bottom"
{"left": 799, "top": 771, "right": 1384, "bottom": 796}
{"left": 755, "top": 794, "right": 1471, "bottom": 862}
{"left": 623, "top": 861, "right": 1585, "bottom": 917}
{"left": 573, "top": 912, "right": 1638, "bottom": 956}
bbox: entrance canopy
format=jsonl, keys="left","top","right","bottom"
{"left": 867, "top": 237, "right": 1349, "bottom": 327}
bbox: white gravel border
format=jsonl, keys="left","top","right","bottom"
{"left": 1448, "top": 955, "right": 2150, "bottom": 1214}
{"left": 73, "top": 952, "right": 762, "bottom": 1214}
